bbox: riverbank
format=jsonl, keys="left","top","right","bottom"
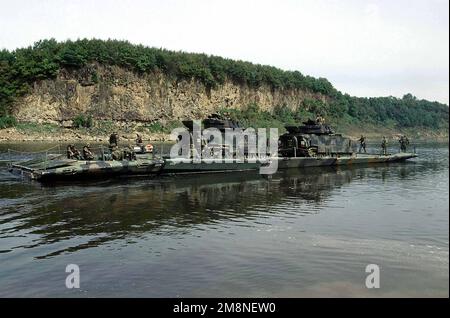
{"left": 336, "top": 121, "right": 449, "bottom": 142}
{"left": 0, "top": 125, "right": 175, "bottom": 143}
{"left": 0, "top": 123, "right": 448, "bottom": 143}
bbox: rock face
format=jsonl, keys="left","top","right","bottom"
{"left": 13, "top": 63, "right": 327, "bottom": 124}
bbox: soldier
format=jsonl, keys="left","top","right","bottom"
{"left": 109, "top": 132, "right": 119, "bottom": 148}
{"left": 399, "top": 136, "right": 404, "bottom": 152}
{"left": 381, "top": 136, "right": 388, "bottom": 155}
{"left": 399, "top": 135, "right": 409, "bottom": 152}
{"left": 136, "top": 133, "right": 143, "bottom": 145}
{"left": 135, "top": 133, "right": 144, "bottom": 153}
{"left": 83, "top": 144, "right": 94, "bottom": 160}
{"left": 358, "top": 135, "right": 367, "bottom": 153}
{"left": 315, "top": 114, "right": 324, "bottom": 125}
{"left": 67, "top": 145, "right": 81, "bottom": 160}
{"left": 404, "top": 135, "right": 410, "bottom": 151}
{"left": 111, "top": 145, "right": 122, "bottom": 161}
{"left": 73, "top": 146, "right": 82, "bottom": 160}
{"left": 67, "top": 144, "right": 75, "bottom": 159}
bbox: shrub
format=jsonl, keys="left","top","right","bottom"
{"left": 0, "top": 115, "right": 17, "bottom": 129}
{"left": 73, "top": 114, "right": 93, "bottom": 128}
{"left": 145, "top": 121, "right": 164, "bottom": 133}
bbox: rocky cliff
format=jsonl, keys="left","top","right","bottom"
{"left": 13, "top": 63, "right": 327, "bottom": 125}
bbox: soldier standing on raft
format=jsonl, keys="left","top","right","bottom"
{"left": 136, "top": 133, "right": 143, "bottom": 145}
{"left": 381, "top": 136, "right": 388, "bottom": 155}
{"left": 358, "top": 135, "right": 367, "bottom": 153}
{"left": 399, "top": 135, "right": 410, "bottom": 152}
{"left": 404, "top": 135, "right": 410, "bottom": 151}
{"left": 136, "top": 133, "right": 144, "bottom": 152}
{"left": 109, "top": 132, "right": 119, "bottom": 148}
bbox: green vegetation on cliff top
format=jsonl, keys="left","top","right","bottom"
{"left": 0, "top": 38, "right": 448, "bottom": 133}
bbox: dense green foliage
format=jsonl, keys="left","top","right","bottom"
{"left": 220, "top": 94, "right": 449, "bottom": 132}
{"left": 0, "top": 115, "right": 16, "bottom": 129}
{"left": 328, "top": 93, "right": 449, "bottom": 130}
{"left": 217, "top": 103, "right": 313, "bottom": 131}
{"left": 0, "top": 39, "right": 448, "bottom": 132}
{"left": 72, "top": 114, "right": 93, "bottom": 128}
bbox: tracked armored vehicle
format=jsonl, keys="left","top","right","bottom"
{"left": 162, "top": 114, "right": 270, "bottom": 174}
{"left": 279, "top": 119, "right": 356, "bottom": 157}
{"left": 275, "top": 119, "right": 417, "bottom": 168}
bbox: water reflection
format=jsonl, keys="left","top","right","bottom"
{"left": 0, "top": 152, "right": 446, "bottom": 260}
{"left": 1, "top": 169, "right": 345, "bottom": 257}
{"left": 0, "top": 143, "right": 448, "bottom": 297}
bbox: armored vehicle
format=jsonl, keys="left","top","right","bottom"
{"left": 279, "top": 119, "right": 356, "bottom": 157}
{"left": 275, "top": 119, "right": 417, "bottom": 168}
{"left": 162, "top": 114, "right": 270, "bottom": 174}
{"left": 182, "top": 113, "right": 242, "bottom": 131}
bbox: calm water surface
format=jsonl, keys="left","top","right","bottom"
{"left": 0, "top": 143, "right": 448, "bottom": 297}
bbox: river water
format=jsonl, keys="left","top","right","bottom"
{"left": 0, "top": 142, "right": 448, "bottom": 297}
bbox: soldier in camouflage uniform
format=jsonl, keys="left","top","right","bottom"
{"left": 136, "top": 133, "right": 143, "bottom": 145}
{"left": 358, "top": 135, "right": 367, "bottom": 153}
{"left": 83, "top": 144, "right": 95, "bottom": 161}
{"left": 109, "top": 132, "right": 123, "bottom": 160}
{"left": 404, "top": 135, "right": 410, "bottom": 152}
{"left": 381, "top": 136, "right": 388, "bottom": 155}
{"left": 67, "top": 144, "right": 75, "bottom": 159}
{"left": 111, "top": 145, "right": 123, "bottom": 161}
{"left": 67, "top": 144, "right": 81, "bottom": 160}
{"left": 136, "top": 133, "right": 145, "bottom": 153}
{"left": 399, "top": 135, "right": 410, "bottom": 152}
{"left": 109, "top": 132, "right": 119, "bottom": 148}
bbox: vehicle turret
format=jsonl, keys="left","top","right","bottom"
{"left": 279, "top": 120, "right": 356, "bottom": 157}
{"left": 182, "top": 113, "right": 242, "bottom": 132}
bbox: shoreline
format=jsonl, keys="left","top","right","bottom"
{"left": 0, "top": 126, "right": 448, "bottom": 144}
{"left": 0, "top": 127, "right": 175, "bottom": 143}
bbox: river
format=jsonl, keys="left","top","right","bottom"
{"left": 0, "top": 142, "right": 448, "bottom": 297}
